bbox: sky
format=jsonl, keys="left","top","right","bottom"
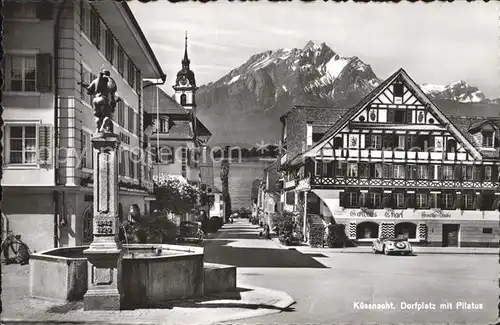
{"left": 129, "top": 1, "right": 500, "bottom": 98}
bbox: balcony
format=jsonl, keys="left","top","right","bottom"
{"left": 311, "top": 176, "right": 499, "bottom": 190}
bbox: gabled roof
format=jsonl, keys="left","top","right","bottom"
{"left": 304, "top": 68, "right": 483, "bottom": 160}
{"left": 446, "top": 116, "right": 500, "bottom": 158}
{"left": 313, "top": 69, "right": 403, "bottom": 147}
{"left": 143, "top": 82, "right": 189, "bottom": 115}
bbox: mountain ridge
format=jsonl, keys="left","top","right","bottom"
{"left": 195, "top": 41, "right": 499, "bottom": 146}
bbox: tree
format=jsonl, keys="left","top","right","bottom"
{"left": 154, "top": 174, "right": 201, "bottom": 215}
{"left": 220, "top": 146, "right": 231, "bottom": 222}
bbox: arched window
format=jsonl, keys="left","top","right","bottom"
{"left": 180, "top": 94, "right": 187, "bottom": 105}
{"left": 395, "top": 222, "right": 417, "bottom": 239}
{"left": 83, "top": 205, "right": 93, "bottom": 244}
{"left": 356, "top": 221, "right": 379, "bottom": 239}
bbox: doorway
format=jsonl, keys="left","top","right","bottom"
{"left": 442, "top": 224, "right": 460, "bottom": 247}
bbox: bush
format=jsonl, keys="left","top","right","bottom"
{"left": 271, "top": 212, "right": 300, "bottom": 246}
{"left": 309, "top": 223, "right": 325, "bottom": 248}
{"left": 119, "top": 213, "right": 179, "bottom": 244}
{"left": 236, "top": 207, "right": 251, "bottom": 219}
{"left": 326, "top": 223, "right": 357, "bottom": 248}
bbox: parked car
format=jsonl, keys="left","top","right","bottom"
{"left": 372, "top": 237, "right": 412, "bottom": 255}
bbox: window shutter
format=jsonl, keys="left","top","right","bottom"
{"left": 436, "top": 193, "right": 442, "bottom": 209}
{"left": 105, "top": 30, "right": 114, "bottom": 62}
{"left": 453, "top": 193, "right": 462, "bottom": 209}
{"left": 135, "top": 70, "right": 141, "bottom": 94}
{"left": 406, "top": 193, "right": 415, "bottom": 209}
{"left": 474, "top": 193, "right": 481, "bottom": 210}
{"left": 36, "top": 53, "right": 52, "bottom": 92}
{"left": 478, "top": 166, "right": 485, "bottom": 181}
{"left": 341, "top": 163, "right": 347, "bottom": 177}
{"left": 365, "top": 134, "right": 371, "bottom": 149}
{"left": 426, "top": 192, "right": 432, "bottom": 209}
{"left": 492, "top": 166, "right": 499, "bottom": 182}
{"left": 436, "top": 165, "right": 443, "bottom": 180}
{"left": 38, "top": 124, "right": 53, "bottom": 167}
{"left": 339, "top": 192, "right": 345, "bottom": 207}
{"left": 454, "top": 165, "right": 462, "bottom": 181}
{"left": 36, "top": 2, "right": 53, "bottom": 20}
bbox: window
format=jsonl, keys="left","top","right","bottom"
{"left": 105, "top": 30, "right": 114, "bottom": 63}
{"left": 483, "top": 228, "right": 493, "bottom": 234}
{"left": 394, "top": 110, "right": 407, "bottom": 124}
{"left": 129, "top": 153, "right": 135, "bottom": 179}
{"left": 117, "top": 46, "right": 125, "bottom": 76}
{"left": 90, "top": 9, "right": 100, "bottom": 47}
{"left": 80, "top": 65, "right": 92, "bottom": 104}
{"left": 347, "top": 192, "right": 358, "bottom": 207}
{"left": 370, "top": 164, "right": 383, "bottom": 178}
{"left": 80, "top": 131, "right": 93, "bottom": 169}
{"left": 394, "top": 192, "right": 405, "bottom": 208}
{"left": 180, "top": 94, "right": 187, "bottom": 106}
{"left": 428, "top": 193, "right": 438, "bottom": 208}
{"left": 127, "top": 58, "right": 135, "bottom": 88}
{"left": 285, "top": 192, "right": 295, "bottom": 205}
{"left": 383, "top": 165, "right": 393, "bottom": 179}
{"left": 128, "top": 106, "right": 135, "bottom": 133}
{"left": 464, "top": 193, "right": 474, "bottom": 210}
{"left": 312, "top": 132, "right": 325, "bottom": 143}
{"left": 99, "top": 24, "right": 106, "bottom": 53}
{"left": 359, "top": 192, "right": 368, "bottom": 207}
{"left": 462, "top": 166, "right": 474, "bottom": 181}
{"left": 347, "top": 163, "right": 358, "bottom": 177}
{"left": 393, "top": 83, "right": 404, "bottom": 97}
{"left": 442, "top": 166, "right": 454, "bottom": 180}
{"left": 333, "top": 137, "right": 343, "bottom": 149}
{"left": 369, "top": 192, "right": 381, "bottom": 208}
{"left": 482, "top": 131, "right": 494, "bottom": 147}
{"left": 417, "top": 165, "right": 429, "bottom": 179}
{"left": 119, "top": 150, "right": 126, "bottom": 176}
{"left": 5, "top": 55, "right": 36, "bottom": 92}
{"left": 370, "top": 135, "right": 382, "bottom": 150}
{"left": 7, "top": 125, "right": 37, "bottom": 164}
{"left": 393, "top": 165, "right": 405, "bottom": 179}
{"left": 80, "top": 1, "right": 90, "bottom": 35}
{"left": 442, "top": 193, "right": 454, "bottom": 209}
{"left": 416, "top": 193, "right": 428, "bottom": 209}
{"left": 446, "top": 139, "right": 457, "bottom": 152}
{"left": 484, "top": 166, "right": 492, "bottom": 181}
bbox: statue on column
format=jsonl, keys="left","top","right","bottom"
{"left": 80, "top": 69, "right": 121, "bottom": 134}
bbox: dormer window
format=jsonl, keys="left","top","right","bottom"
{"left": 482, "top": 131, "right": 494, "bottom": 147}
{"left": 153, "top": 117, "right": 169, "bottom": 133}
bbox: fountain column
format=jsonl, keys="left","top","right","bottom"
{"left": 83, "top": 133, "right": 122, "bottom": 310}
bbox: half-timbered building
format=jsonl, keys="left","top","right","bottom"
{"left": 282, "top": 68, "right": 500, "bottom": 247}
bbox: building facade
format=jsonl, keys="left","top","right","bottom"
{"left": 143, "top": 38, "right": 214, "bottom": 220}
{"left": 281, "top": 69, "right": 500, "bottom": 247}
{"left": 2, "top": 0, "right": 165, "bottom": 252}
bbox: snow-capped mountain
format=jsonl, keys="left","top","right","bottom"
{"left": 196, "top": 41, "right": 380, "bottom": 144}
{"left": 194, "top": 40, "right": 497, "bottom": 145}
{"left": 420, "top": 80, "right": 488, "bottom": 104}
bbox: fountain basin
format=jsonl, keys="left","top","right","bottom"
{"left": 120, "top": 244, "right": 204, "bottom": 308}
{"left": 29, "top": 244, "right": 236, "bottom": 308}
{"left": 29, "top": 246, "right": 88, "bottom": 301}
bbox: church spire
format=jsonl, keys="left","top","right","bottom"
{"left": 182, "top": 31, "right": 190, "bottom": 67}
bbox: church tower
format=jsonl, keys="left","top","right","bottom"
{"left": 173, "top": 32, "right": 197, "bottom": 110}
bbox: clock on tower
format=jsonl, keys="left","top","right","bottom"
{"left": 173, "top": 32, "right": 197, "bottom": 110}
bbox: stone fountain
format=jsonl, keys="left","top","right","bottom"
{"left": 29, "top": 69, "right": 236, "bottom": 310}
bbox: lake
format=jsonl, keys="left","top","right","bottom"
{"left": 213, "top": 158, "right": 275, "bottom": 209}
